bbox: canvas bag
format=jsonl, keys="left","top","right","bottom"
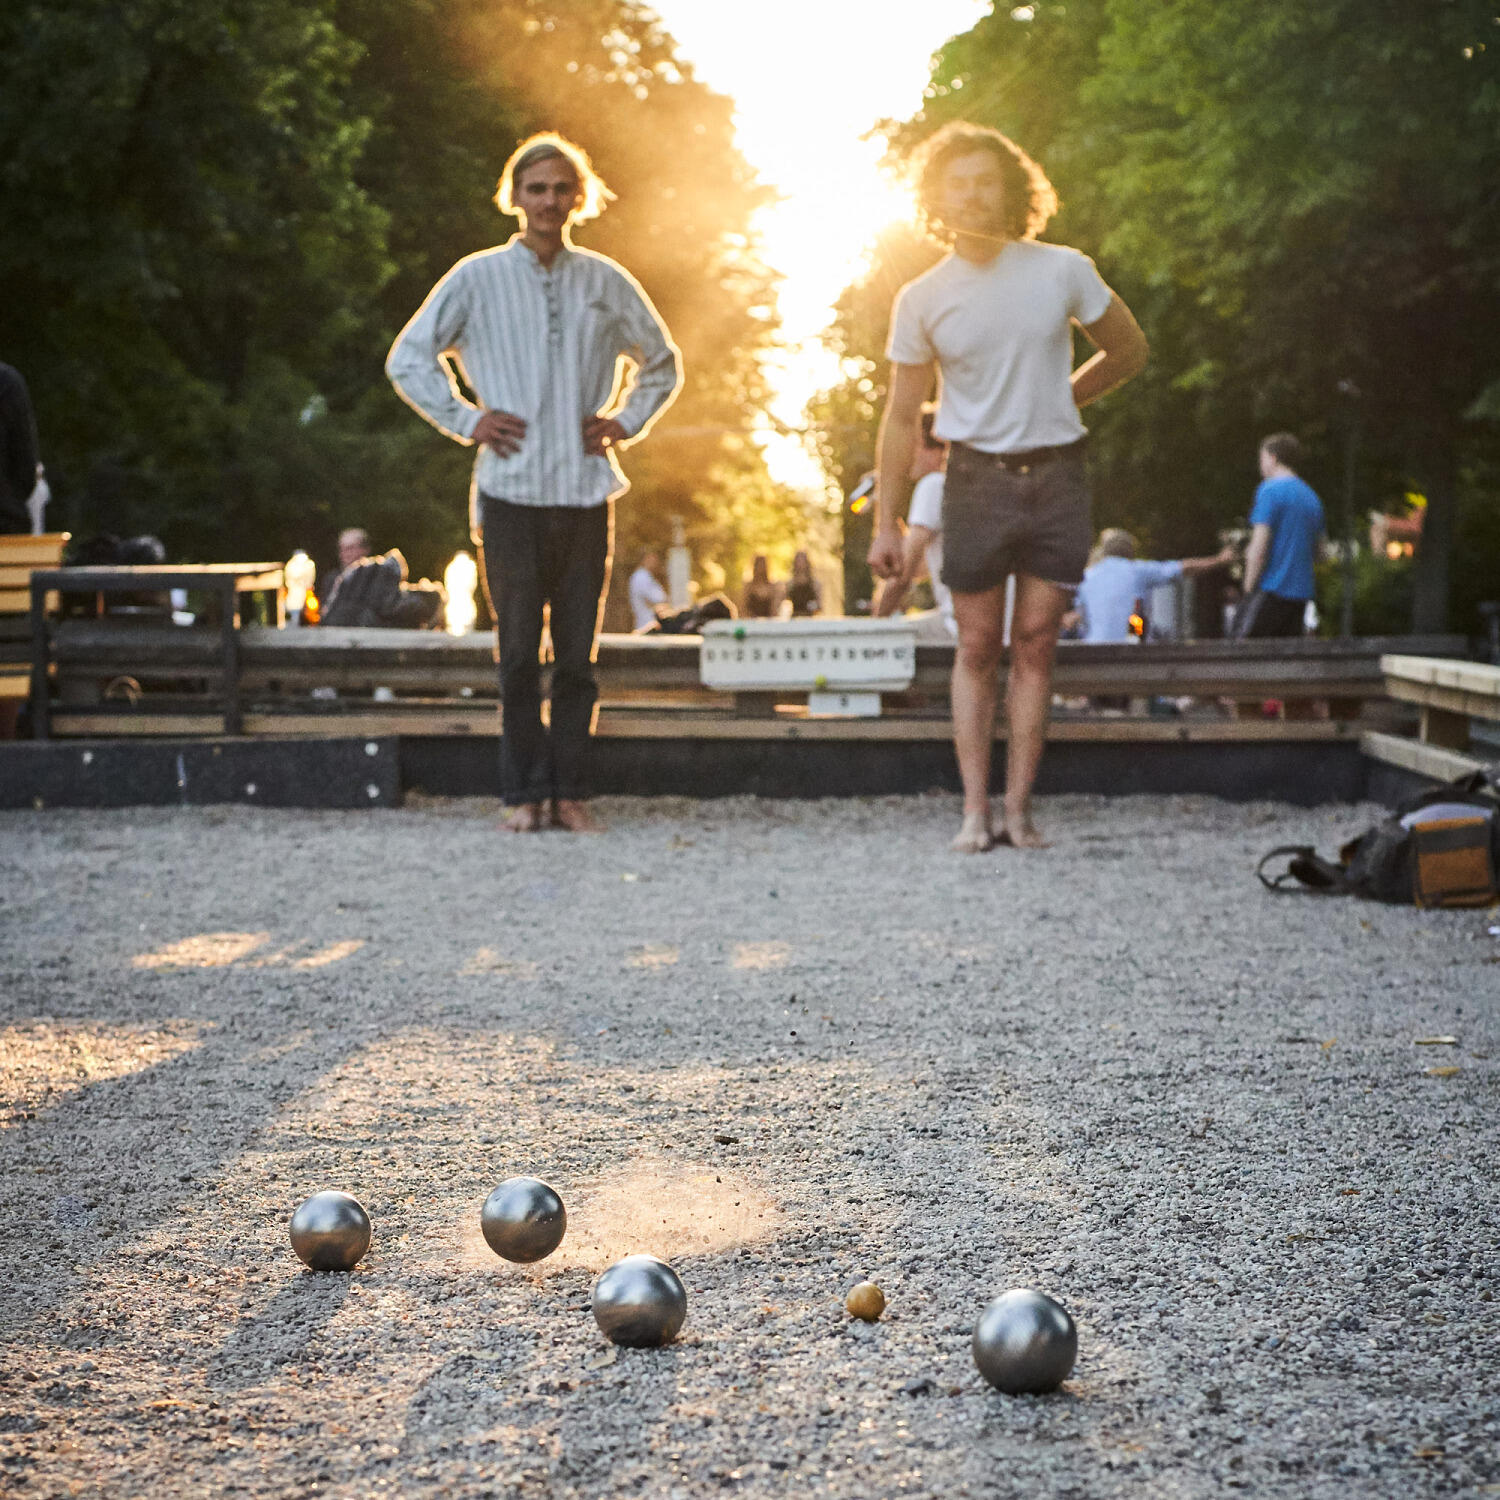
{"left": 1257, "top": 770, "right": 1499, "bottom": 908}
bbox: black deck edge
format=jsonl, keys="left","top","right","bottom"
{"left": 400, "top": 735, "right": 1369, "bottom": 805}
{"left": 0, "top": 733, "right": 1374, "bottom": 809}
{"left": 0, "top": 737, "right": 400, "bottom": 810}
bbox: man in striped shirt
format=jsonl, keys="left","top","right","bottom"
{"left": 387, "top": 132, "right": 681, "bottom": 832}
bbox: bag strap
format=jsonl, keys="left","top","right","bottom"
{"left": 1449, "top": 766, "right": 1500, "bottom": 798}
{"left": 1257, "top": 844, "right": 1348, "bottom": 894}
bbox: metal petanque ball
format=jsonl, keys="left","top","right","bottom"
{"left": 972, "top": 1288, "right": 1077, "bottom": 1395}
{"left": 591, "top": 1255, "right": 687, "bottom": 1348}
{"left": 289, "top": 1191, "right": 371, "bottom": 1272}
{"left": 480, "top": 1176, "right": 567, "bottom": 1263}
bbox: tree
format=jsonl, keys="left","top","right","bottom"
{"left": 816, "top": 0, "right": 1500, "bottom": 632}
{"left": 2, "top": 0, "right": 807, "bottom": 616}
{"left": 1086, "top": 0, "right": 1500, "bottom": 631}
{"left": 0, "top": 0, "right": 391, "bottom": 559}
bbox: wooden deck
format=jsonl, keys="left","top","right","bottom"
{"left": 1363, "top": 653, "right": 1500, "bottom": 790}
{"left": 13, "top": 617, "right": 1488, "bottom": 807}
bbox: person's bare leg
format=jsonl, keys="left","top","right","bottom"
{"left": 552, "top": 798, "right": 604, "bottom": 833}
{"left": 949, "top": 585, "right": 1008, "bottom": 852}
{"left": 502, "top": 803, "right": 544, "bottom": 832}
{"left": 998, "top": 574, "right": 1070, "bottom": 848}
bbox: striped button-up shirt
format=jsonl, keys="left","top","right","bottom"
{"left": 386, "top": 237, "right": 681, "bottom": 514}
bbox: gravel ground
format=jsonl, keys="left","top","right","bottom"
{"left": 1, "top": 791, "right": 1497, "bottom": 1499}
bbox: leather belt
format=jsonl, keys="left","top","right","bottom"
{"left": 954, "top": 437, "right": 1086, "bottom": 475}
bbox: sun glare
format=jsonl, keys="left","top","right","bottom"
{"left": 750, "top": 138, "right": 917, "bottom": 492}
{"left": 648, "top": 0, "right": 988, "bottom": 492}
{"left": 753, "top": 139, "right": 916, "bottom": 336}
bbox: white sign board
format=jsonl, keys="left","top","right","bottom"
{"left": 700, "top": 618, "right": 917, "bottom": 692}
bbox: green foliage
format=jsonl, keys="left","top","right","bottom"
{"left": 817, "top": 0, "right": 1500, "bottom": 629}
{"left": 0, "top": 0, "right": 801, "bottom": 604}
{"left": 1, "top": 0, "right": 391, "bottom": 558}
{"left": 1317, "top": 551, "right": 1414, "bottom": 639}
{"left": 1452, "top": 456, "right": 1500, "bottom": 640}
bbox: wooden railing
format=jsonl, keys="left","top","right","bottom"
{"left": 31, "top": 618, "right": 1465, "bottom": 743}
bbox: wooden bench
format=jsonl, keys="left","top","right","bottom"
{"left": 1363, "top": 654, "right": 1500, "bottom": 784}
{"left": 0, "top": 534, "right": 69, "bottom": 733}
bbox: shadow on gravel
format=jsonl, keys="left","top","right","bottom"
{"left": 0, "top": 1000, "right": 371, "bottom": 1340}
{"left": 397, "top": 1320, "right": 686, "bottom": 1482}
{"left": 207, "top": 1276, "right": 352, "bottom": 1390}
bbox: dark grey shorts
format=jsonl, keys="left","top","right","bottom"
{"left": 939, "top": 441, "right": 1092, "bottom": 594}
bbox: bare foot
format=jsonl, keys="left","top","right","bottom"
{"left": 950, "top": 810, "right": 994, "bottom": 854}
{"left": 998, "top": 802, "right": 1050, "bottom": 849}
{"left": 501, "top": 803, "right": 544, "bottom": 832}
{"left": 552, "top": 799, "right": 604, "bottom": 834}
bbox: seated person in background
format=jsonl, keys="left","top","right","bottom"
{"left": 642, "top": 592, "right": 736, "bottom": 635}
{"left": 742, "top": 554, "right": 779, "bottom": 618}
{"left": 1071, "top": 528, "right": 1233, "bottom": 642}
{"left": 628, "top": 547, "right": 668, "bottom": 630}
{"left": 320, "top": 548, "right": 443, "bottom": 629}
{"left": 873, "top": 408, "right": 955, "bottom": 639}
{"left": 786, "top": 550, "right": 821, "bottom": 617}
{"left": 61, "top": 533, "right": 172, "bottom": 617}
{"left": 319, "top": 527, "right": 371, "bottom": 604}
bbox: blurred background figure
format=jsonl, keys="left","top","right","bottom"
{"left": 743, "top": 553, "right": 779, "bottom": 618}
{"left": 1070, "top": 528, "right": 1234, "bottom": 642}
{"left": 629, "top": 546, "right": 668, "bottom": 630}
{"left": 786, "top": 550, "right": 821, "bottom": 617}
{"left": 0, "top": 362, "right": 41, "bottom": 536}
{"left": 873, "top": 408, "right": 955, "bottom": 639}
{"left": 320, "top": 526, "right": 371, "bottom": 603}
{"left": 319, "top": 548, "right": 443, "bottom": 629}
{"left": 1235, "top": 432, "right": 1325, "bottom": 639}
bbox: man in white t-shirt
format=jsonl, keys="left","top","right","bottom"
{"left": 628, "top": 547, "right": 668, "bottom": 630}
{"left": 1073, "top": 529, "right": 1234, "bottom": 642}
{"left": 874, "top": 409, "right": 955, "bottom": 639}
{"left": 867, "top": 122, "right": 1149, "bottom": 851}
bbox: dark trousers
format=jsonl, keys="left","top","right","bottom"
{"left": 478, "top": 495, "right": 613, "bottom": 806}
{"left": 1238, "top": 590, "right": 1308, "bottom": 639}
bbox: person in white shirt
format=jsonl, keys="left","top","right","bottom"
{"left": 867, "top": 122, "right": 1148, "bottom": 852}
{"left": 387, "top": 133, "right": 681, "bottom": 832}
{"left": 873, "top": 408, "right": 956, "bottom": 639}
{"left": 1072, "top": 529, "right": 1234, "bottom": 642}
{"left": 628, "top": 548, "right": 668, "bottom": 630}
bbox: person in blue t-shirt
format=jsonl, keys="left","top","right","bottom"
{"left": 1240, "top": 432, "right": 1325, "bottom": 638}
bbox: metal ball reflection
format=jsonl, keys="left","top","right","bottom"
{"left": 972, "top": 1288, "right": 1077, "bottom": 1394}
{"left": 289, "top": 1190, "right": 371, "bottom": 1272}
{"left": 480, "top": 1176, "right": 567, "bottom": 1263}
{"left": 591, "top": 1255, "right": 687, "bottom": 1348}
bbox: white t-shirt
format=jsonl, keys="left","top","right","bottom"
{"left": 1075, "top": 556, "right": 1182, "bottom": 642}
{"left": 906, "top": 471, "right": 955, "bottom": 636}
{"left": 628, "top": 564, "right": 667, "bottom": 629}
{"left": 887, "top": 240, "right": 1114, "bottom": 453}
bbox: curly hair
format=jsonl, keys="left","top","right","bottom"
{"left": 495, "top": 132, "right": 614, "bottom": 224}
{"left": 912, "top": 122, "right": 1059, "bottom": 243}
